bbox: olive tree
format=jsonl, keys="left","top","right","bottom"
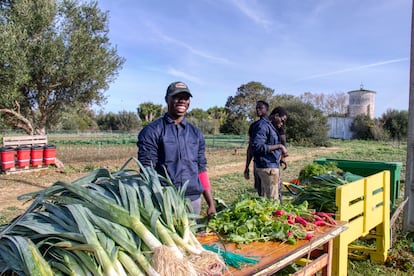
{"left": 0, "top": 0, "right": 125, "bottom": 134}
{"left": 380, "top": 109, "right": 408, "bottom": 141}
{"left": 351, "top": 114, "right": 388, "bottom": 141}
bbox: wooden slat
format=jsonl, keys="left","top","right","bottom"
{"left": 291, "top": 253, "right": 329, "bottom": 276}
{"left": 2, "top": 135, "right": 48, "bottom": 148}
{"left": 332, "top": 171, "right": 390, "bottom": 276}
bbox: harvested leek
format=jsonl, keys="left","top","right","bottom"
{"left": 0, "top": 157, "right": 225, "bottom": 276}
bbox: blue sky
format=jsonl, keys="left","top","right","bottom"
{"left": 96, "top": 0, "right": 411, "bottom": 118}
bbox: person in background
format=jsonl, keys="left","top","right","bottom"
{"left": 269, "top": 106, "right": 288, "bottom": 147}
{"left": 137, "top": 81, "right": 216, "bottom": 217}
{"left": 244, "top": 101, "right": 269, "bottom": 196}
{"left": 251, "top": 103, "right": 288, "bottom": 200}
{"left": 270, "top": 115, "right": 288, "bottom": 168}
{"left": 269, "top": 106, "right": 289, "bottom": 202}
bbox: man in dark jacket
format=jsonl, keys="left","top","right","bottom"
{"left": 251, "top": 112, "right": 288, "bottom": 200}
{"left": 244, "top": 100, "right": 269, "bottom": 196}
{"left": 137, "top": 81, "right": 216, "bottom": 217}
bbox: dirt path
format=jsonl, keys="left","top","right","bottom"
{"left": 0, "top": 169, "right": 80, "bottom": 213}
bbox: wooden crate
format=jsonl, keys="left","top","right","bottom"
{"left": 2, "top": 135, "right": 48, "bottom": 148}
{"left": 1, "top": 135, "right": 49, "bottom": 174}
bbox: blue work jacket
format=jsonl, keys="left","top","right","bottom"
{"left": 137, "top": 114, "right": 205, "bottom": 200}
{"left": 251, "top": 117, "right": 282, "bottom": 169}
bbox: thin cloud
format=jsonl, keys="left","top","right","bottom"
{"left": 146, "top": 21, "right": 231, "bottom": 65}
{"left": 229, "top": 0, "right": 273, "bottom": 31}
{"left": 297, "top": 58, "right": 409, "bottom": 81}
{"left": 166, "top": 67, "right": 202, "bottom": 84}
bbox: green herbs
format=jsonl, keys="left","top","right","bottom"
{"left": 293, "top": 173, "right": 348, "bottom": 212}
{"left": 207, "top": 195, "right": 315, "bottom": 245}
{"left": 298, "top": 162, "right": 341, "bottom": 182}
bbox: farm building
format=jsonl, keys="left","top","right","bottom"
{"left": 327, "top": 86, "right": 376, "bottom": 139}
{"left": 327, "top": 117, "right": 354, "bottom": 139}
{"left": 348, "top": 87, "right": 376, "bottom": 119}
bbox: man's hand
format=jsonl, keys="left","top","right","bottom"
{"left": 206, "top": 205, "right": 216, "bottom": 219}
{"left": 280, "top": 145, "right": 288, "bottom": 157}
{"left": 280, "top": 157, "right": 288, "bottom": 170}
{"left": 244, "top": 167, "right": 250, "bottom": 180}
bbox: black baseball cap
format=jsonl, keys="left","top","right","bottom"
{"left": 165, "top": 81, "right": 192, "bottom": 97}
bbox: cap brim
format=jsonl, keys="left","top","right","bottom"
{"left": 168, "top": 90, "right": 193, "bottom": 97}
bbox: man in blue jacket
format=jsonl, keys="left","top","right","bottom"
{"left": 244, "top": 100, "right": 269, "bottom": 196}
{"left": 137, "top": 81, "right": 216, "bottom": 217}
{"left": 251, "top": 109, "right": 288, "bottom": 200}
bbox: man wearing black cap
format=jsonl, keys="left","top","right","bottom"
{"left": 137, "top": 81, "right": 216, "bottom": 218}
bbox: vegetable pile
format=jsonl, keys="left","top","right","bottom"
{"left": 207, "top": 195, "right": 336, "bottom": 245}
{"left": 292, "top": 173, "right": 348, "bottom": 212}
{"left": 288, "top": 162, "right": 353, "bottom": 212}
{"left": 298, "top": 162, "right": 341, "bottom": 183}
{"left": 0, "top": 158, "right": 225, "bottom": 276}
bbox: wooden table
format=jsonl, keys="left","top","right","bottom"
{"left": 198, "top": 222, "right": 347, "bottom": 276}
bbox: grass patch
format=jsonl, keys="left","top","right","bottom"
{"left": 211, "top": 173, "right": 256, "bottom": 204}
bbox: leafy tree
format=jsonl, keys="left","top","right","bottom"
{"left": 95, "top": 111, "right": 140, "bottom": 131}
{"left": 207, "top": 106, "right": 227, "bottom": 121}
{"left": 0, "top": 116, "right": 13, "bottom": 130}
{"left": 187, "top": 117, "right": 216, "bottom": 134}
{"left": 117, "top": 111, "right": 141, "bottom": 131}
{"left": 187, "top": 108, "right": 216, "bottom": 133}
{"left": 96, "top": 112, "right": 119, "bottom": 131}
{"left": 380, "top": 109, "right": 408, "bottom": 141}
{"left": 54, "top": 107, "right": 98, "bottom": 131}
{"left": 0, "top": 0, "right": 125, "bottom": 134}
{"left": 222, "top": 81, "right": 273, "bottom": 135}
{"left": 187, "top": 108, "right": 209, "bottom": 121}
{"left": 137, "top": 102, "right": 162, "bottom": 125}
{"left": 351, "top": 114, "right": 387, "bottom": 140}
{"left": 268, "top": 94, "right": 296, "bottom": 110}
{"left": 283, "top": 98, "right": 331, "bottom": 146}
{"left": 207, "top": 106, "right": 227, "bottom": 134}
{"left": 220, "top": 113, "right": 249, "bottom": 135}
{"left": 225, "top": 81, "right": 274, "bottom": 121}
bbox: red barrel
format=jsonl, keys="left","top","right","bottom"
{"left": 30, "top": 145, "right": 44, "bottom": 166}
{"left": 1, "top": 147, "right": 16, "bottom": 170}
{"left": 43, "top": 144, "right": 56, "bottom": 165}
{"left": 16, "top": 146, "right": 31, "bottom": 167}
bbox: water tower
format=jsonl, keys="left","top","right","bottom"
{"left": 348, "top": 85, "right": 376, "bottom": 118}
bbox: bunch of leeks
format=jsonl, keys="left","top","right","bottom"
{"left": 0, "top": 157, "right": 224, "bottom": 276}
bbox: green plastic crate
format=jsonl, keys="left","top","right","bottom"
{"left": 314, "top": 158, "right": 402, "bottom": 211}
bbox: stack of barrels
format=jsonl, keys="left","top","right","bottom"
{"left": 0, "top": 144, "right": 56, "bottom": 172}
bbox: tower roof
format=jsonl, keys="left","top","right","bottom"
{"left": 348, "top": 88, "right": 376, "bottom": 94}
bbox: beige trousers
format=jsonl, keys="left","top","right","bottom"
{"left": 256, "top": 167, "right": 280, "bottom": 200}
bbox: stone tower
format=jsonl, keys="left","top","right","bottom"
{"left": 348, "top": 86, "right": 376, "bottom": 118}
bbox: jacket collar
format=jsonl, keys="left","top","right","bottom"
{"left": 164, "top": 113, "right": 188, "bottom": 127}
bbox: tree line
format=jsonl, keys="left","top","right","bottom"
{"left": 0, "top": 1, "right": 408, "bottom": 146}
{"left": 2, "top": 79, "right": 408, "bottom": 146}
